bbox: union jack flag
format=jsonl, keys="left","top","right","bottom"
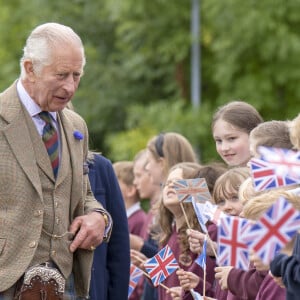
{"left": 128, "top": 264, "right": 143, "bottom": 298}
{"left": 144, "top": 245, "right": 179, "bottom": 287}
{"left": 218, "top": 216, "right": 251, "bottom": 270}
{"left": 191, "top": 197, "right": 208, "bottom": 233}
{"left": 249, "top": 158, "right": 299, "bottom": 191}
{"left": 242, "top": 196, "right": 300, "bottom": 264}
{"left": 173, "top": 178, "right": 211, "bottom": 203}
{"left": 258, "top": 146, "right": 300, "bottom": 179}
{"left": 200, "top": 201, "right": 225, "bottom": 225}
{"left": 195, "top": 235, "right": 207, "bottom": 270}
{"left": 190, "top": 289, "right": 204, "bottom": 300}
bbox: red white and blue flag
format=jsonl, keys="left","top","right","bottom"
{"left": 258, "top": 146, "right": 300, "bottom": 179}
{"left": 128, "top": 264, "right": 143, "bottom": 298}
{"left": 173, "top": 178, "right": 211, "bottom": 203}
{"left": 218, "top": 216, "right": 251, "bottom": 270}
{"left": 243, "top": 196, "right": 300, "bottom": 264}
{"left": 195, "top": 235, "right": 207, "bottom": 270}
{"left": 199, "top": 201, "right": 225, "bottom": 225}
{"left": 144, "top": 245, "right": 179, "bottom": 287}
{"left": 248, "top": 158, "right": 298, "bottom": 191}
{"left": 191, "top": 197, "right": 208, "bottom": 233}
{"left": 190, "top": 289, "right": 204, "bottom": 300}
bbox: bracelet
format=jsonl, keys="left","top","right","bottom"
{"left": 93, "top": 208, "right": 113, "bottom": 242}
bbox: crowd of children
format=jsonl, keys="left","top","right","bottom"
{"left": 114, "top": 100, "right": 300, "bottom": 300}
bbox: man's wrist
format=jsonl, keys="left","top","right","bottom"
{"left": 93, "top": 208, "right": 113, "bottom": 242}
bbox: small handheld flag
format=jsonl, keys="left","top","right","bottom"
{"left": 218, "top": 216, "right": 250, "bottom": 270}
{"left": 243, "top": 196, "right": 300, "bottom": 264}
{"left": 128, "top": 264, "right": 143, "bottom": 298}
{"left": 195, "top": 235, "right": 207, "bottom": 270}
{"left": 144, "top": 245, "right": 179, "bottom": 287}
{"left": 173, "top": 178, "right": 211, "bottom": 203}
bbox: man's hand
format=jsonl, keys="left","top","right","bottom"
{"left": 69, "top": 211, "right": 105, "bottom": 252}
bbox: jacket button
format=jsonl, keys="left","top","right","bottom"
{"left": 29, "top": 241, "right": 36, "bottom": 248}
{"left": 33, "top": 210, "right": 43, "bottom": 217}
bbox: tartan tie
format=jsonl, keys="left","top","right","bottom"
{"left": 39, "top": 111, "right": 59, "bottom": 178}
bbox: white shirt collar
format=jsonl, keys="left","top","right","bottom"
{"left": 127, "top": 202, "right": 142, "bottom": 218}
{"left": 17, "top": 79, "right": 57, "bottom": 121}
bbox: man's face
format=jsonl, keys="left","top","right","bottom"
{"left": 29, "top": 45, "right": 84, "bottom": 112}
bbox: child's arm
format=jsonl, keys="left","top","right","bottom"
{"left": 270, "top": 253, "right": 300, "bottom": 292}
{"left": 225, "top": 267, "right": 268, "bottom": 300}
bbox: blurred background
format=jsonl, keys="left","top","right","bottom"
{"left": 1, "top": 0, "right": 300, "bottom": 163}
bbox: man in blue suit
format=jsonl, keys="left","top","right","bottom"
{"left": 88, "top": 152, "right": 130, "bottom": 300}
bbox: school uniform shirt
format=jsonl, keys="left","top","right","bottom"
{"left": 255, "top": 273, "right": 286, "bottom": 300}
{"left": 127, "top": 202, "right": 147, "bottom": 236}
{"left": 158, "top": 225, "right": 216, "bottom": 300}
{"left": 226, "top": 267, "right": 267, "bottom": 300}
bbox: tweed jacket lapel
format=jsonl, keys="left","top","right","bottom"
{"left": 57, "top": 110, "right": 83, "bottom": 213}
{"left": 1, "top": 82, "right": 43, "bottom": 199}
{"left": 23, "top": 107, "right": 55, "bottom": 181}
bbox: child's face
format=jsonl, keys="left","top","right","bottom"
{"left": 215, "top": 190, "right": 243, "bottom": 216}
{"left": 213, "top": 119, "right": 251, "bottom": 167}
{"left": 248, "top": 135, "right": 259, "bottom": 158}
{"left": 162, "top": 168, "right": 183, "bottom": 214}
{"left": 145, "top": 150, "right": 164, "bottom": 185}
{"left": 133, "top": 156, "right": 155, "bottom": 199}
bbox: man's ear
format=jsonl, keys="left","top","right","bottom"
{"left": 23, "top": 60, "right": 36, "bottom": 82}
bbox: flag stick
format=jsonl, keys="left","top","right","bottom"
{"left": 180, "top": 202, "right": 191, "bottom": 228}
{"left": 203, "top": 266, "right": 206, "bottom": 298}
{"left": 207, "top": 235, "right": 218, "bottom": 259}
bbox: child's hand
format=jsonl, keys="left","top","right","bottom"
{"left": 176, "top": 268, "right": 200, "bottom": 291}
{"left": 214, "top": 266, "right": 233, "bottom": 290}
{"left": 167, "top": 286, "right": 182, "bottom": 300}
{"left": 187, "top": 229, "right": 205, "bottom": 254}
{"left": 130, "top": 233, "right": 144, "bottom": 251}
{"left": 130, "top": 249, "right": 147, "bottom": 270}
{"left": 187, "top": 229, "right": 216, "bottom": 256}
{"left": 249, "top": 250, "right": 269, "bottom": 271}
{"left": 269, "top": 271, "right": 285, "bottom": 289}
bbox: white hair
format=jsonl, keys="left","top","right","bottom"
{"left": 20, "top": 22, "right": 86, "bottom": 79}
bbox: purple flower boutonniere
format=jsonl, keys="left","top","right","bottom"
{"left": 73, "top": 130, "right": 84, "bottom": 140}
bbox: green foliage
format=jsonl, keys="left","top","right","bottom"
{"left": 0, "top": 0, "right": 300, "bottom": 163}
{"left": 106, "top": 99, "right": 221, "bottom": 163}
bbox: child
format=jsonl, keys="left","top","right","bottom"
{"left": 179, "top": 167, "right": 250, "bottom": 300}
{"left": 152, "top": 162, "right": 216, "bottom": 300}
{"left": 131, "top": 133, "right": 198, "bottom": 300}
{"left": 113, "top": 161, "right": 147, "bottom": 237}
{"left": 269, "top": 113, "right": 300, "bottom": 300}
{"left": 212, "top": 101, "right": 263, "bottom": 167}
{"left": 242, "top": 189, "right": 300, "bottom": 300}
{"left": 249, "top": 120, "right": 293, "bottom": 157}
{"left": 113, "top": 160, "right": 147, "bottom": 300}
